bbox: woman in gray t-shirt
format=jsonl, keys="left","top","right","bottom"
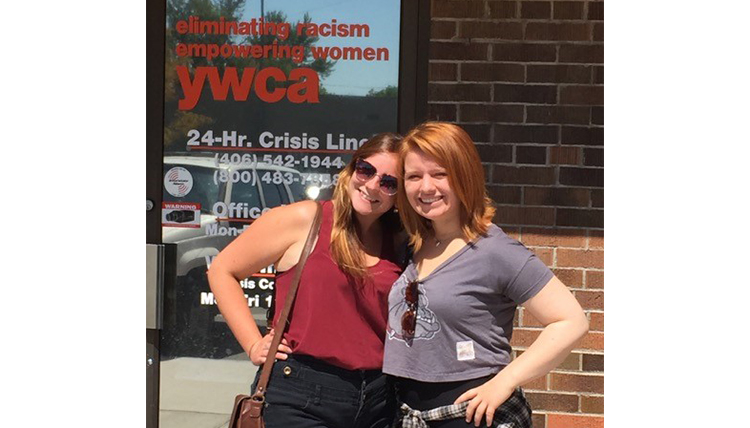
{"left": 383, "top": 122, "right": 589, "bottom": 428}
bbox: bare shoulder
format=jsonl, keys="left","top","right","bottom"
{"left": 286, "top": 199, "right": 320, "bottom": 221}
{"left": 256, "top": 199, "right": 319, "bottom": 231}
{"left": 208, "top": 200, "right": 321, "bottom": 279}
{"left": 270, "top": 200, "right": 322, "bottom": 271}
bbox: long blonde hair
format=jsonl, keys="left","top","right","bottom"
{"left": 397, "top": 122, "right": 495, "bottom": 253}
{"left": 330, "top": 132, "right": 402, "bottom": 279}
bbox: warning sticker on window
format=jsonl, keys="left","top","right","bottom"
{"left": 162, "top": 202, "right": 201, "bottom": 228}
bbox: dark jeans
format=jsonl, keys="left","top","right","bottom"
{"left": 394, "top": 375, "right": 497, "bottom": 428}
{"left": 250, "top": 354, "right": 396, "bottom": 428}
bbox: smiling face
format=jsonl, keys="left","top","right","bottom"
{"left": 347, "top": 152, "right": 399, "bottom": 220}
{"left": 403, "top": 148, "right": 461, "bottom": 225}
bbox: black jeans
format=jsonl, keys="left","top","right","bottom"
{"left": 250, "top": 354, "right": 396, "bottom": 428}
{"left": 394, "top": 375, "right": 497, "bottom": 428}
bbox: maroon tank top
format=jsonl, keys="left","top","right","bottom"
{"left": 272, "top": 200, "right": 403, "bottom": 370}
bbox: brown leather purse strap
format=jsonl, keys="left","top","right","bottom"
{"left": 252, "top": 202, "right": 323, "bottom": 398}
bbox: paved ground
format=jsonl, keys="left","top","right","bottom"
{"left": 159, "top": 354, "right": 259, "bottom": 428}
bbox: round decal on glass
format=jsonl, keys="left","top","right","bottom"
{"left": 164, "top": 166, "right": 194, "bottom": 197}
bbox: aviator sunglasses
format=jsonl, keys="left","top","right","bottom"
{"left": 353, "top": 158, "right": 399, "bottom": 196}
{"left": 401, "top": 280, "right": 420, "bottom": 338}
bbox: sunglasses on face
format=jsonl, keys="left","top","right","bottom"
{"left": 401, "top": 280, "right": 419, "bottom": 338}
{"left": 353, "top": 158, "right": 399, "bottom": 196}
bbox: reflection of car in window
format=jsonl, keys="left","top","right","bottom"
{"left": 163, "top": 155, "right": 305, "bottom": 275}
{"left": 161, "top": 155, "right": 307, "bottom": 359}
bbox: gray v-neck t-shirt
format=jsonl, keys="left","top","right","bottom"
{"left": 382, "top": 224, "right": 554, "bottom": 382}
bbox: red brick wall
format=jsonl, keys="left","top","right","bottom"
{"left": 426, "top": 1, "right": 604, "bottom": 426}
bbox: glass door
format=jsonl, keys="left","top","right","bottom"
{"left": 148, "top": 0, "right": 425, "bottom": 426}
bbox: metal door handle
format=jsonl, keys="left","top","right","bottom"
{"left": 146, "top": 244, "right": 164, "bottom": 329}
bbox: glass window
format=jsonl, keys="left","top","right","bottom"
{"left": 159, "top": 1, "right": 403, "bottom": 426}
{"left": 259, "top": 173, "right": 288, "bottom": 207}
{"left": 230, "top": 175, "right": 263, "bottom": 209}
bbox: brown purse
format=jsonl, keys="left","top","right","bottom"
{"left": 227, "top": 202, "right": 323, "bottom": 428}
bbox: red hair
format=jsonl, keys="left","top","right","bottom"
{"left": 397, "top": 122, "right": 495, "bottom": 252}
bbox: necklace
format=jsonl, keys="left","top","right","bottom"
{"left": 434, "top": 232, "right": 462, "bottom": 247}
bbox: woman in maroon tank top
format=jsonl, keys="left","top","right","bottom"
{"left": 208, "top": 133, "right": 406, "bottom": 428}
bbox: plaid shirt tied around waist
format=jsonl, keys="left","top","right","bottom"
{"left": 398, "top": 388, "right": 532, "bottom": 428}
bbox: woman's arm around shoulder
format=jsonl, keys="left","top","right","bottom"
{"left": 206, "top": 200, "right": 319, "bottom": 361}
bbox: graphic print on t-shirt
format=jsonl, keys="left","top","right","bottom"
{"left": 386, "top": 281, "right": 441, "bottom": 346}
